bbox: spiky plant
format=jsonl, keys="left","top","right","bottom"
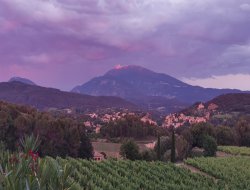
{"left": 0, "top": 135, "right": 75, "bottom": 190}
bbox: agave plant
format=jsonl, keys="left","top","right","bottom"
{"left": 19, "top": 134, "right": 41, "bottom": 154}
{"left": 0, "top": 135, "right": 75, "bottom": 190}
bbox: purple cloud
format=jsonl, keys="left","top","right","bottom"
{"left": 0, "top": 0, "right": 250, "bottom": 90}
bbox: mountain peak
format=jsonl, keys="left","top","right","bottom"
{"left": 72, "top": 65, "right": 245, "bottom": 114}
{"left": 106, "top": 65, "right": 154, "bottom": 76}
{"left": 113, "top": 65, "right": 147, "bottom": 70}
{"left": 9, "top": 77, "right": 36, "bottom": 86}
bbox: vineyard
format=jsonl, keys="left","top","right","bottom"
{"left": 57, "top": 158, "right": 221, "bottom": 190}
{"left": 218, "top": 146, "right": 250, "bottom": 156}
{"left": 186, "top": 156, "right": 250, "bottom": 189}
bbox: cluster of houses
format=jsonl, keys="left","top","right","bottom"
{"left": 162, "top": 103, "right": 219, "bottom": 128}
{"left": 84, "top": 112, "right": 158, "bottom": 134}
{"left": 83, "top": 103, "right": 220, "bottom": 161}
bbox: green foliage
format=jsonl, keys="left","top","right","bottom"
{"left": 215, "top": 126, "right": 237, "bottom": 145}
{"left": 140, "top": 150, "right": 157, "bottom": 161}
{"left": 190, "top": 123, "right": 216, "bottom": 148}
{"left": 63, "top": 158, "right": 221, "bottom": 190}
{"left": 120, "top": 140, "right": 140, "bottom": 160}
{"left": 0, "top": 136, "right": 75, "bottom": 190}
{"left": 186, "top": 156, "right": 250, "bottom": 189}
{"left": 154, "top": 136, "right": 171, "bottom": 160}
{"left": 100, "top": 115, "right": 164, "bottom": 139}
{"left": 19, "top": 134, "right": 41, "bottom": 154}
{"left": 218, "top": 146, "right": 250, "bottom": 156}
{"left": 236, "top": 118, "right": 250, "bottom": 146}
{"left": 0, "top": 101, "right": 93, "bottom": 159}
{"left": 203, "top": 135, "right": 217, "bottom": 157}
{"left": 78, "top": 134, "right": 93, "bottom": 159}
{"left": 171, "top": 130, "right": 176, "bottom": 163}
{"left": 156, "top": 134, "right": 161, "bottom": 160}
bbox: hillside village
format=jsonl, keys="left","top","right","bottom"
{"left": 73, "top": 102, "right": 220, "bottom": 136}
{"left": 162, "top": 103, "right": 219, "bottom": 128}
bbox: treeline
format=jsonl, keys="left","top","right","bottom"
{"left": 118, "top": 115, "right": 250, "bottom": 162}
{"left": 178, "top": 115, "right": 250, "bottom": 148}
{"left": 100, "top": 115, "right": 167, "bottom": 139}
{"left": 0, "top": 101, "right": 93, "bottom": 158}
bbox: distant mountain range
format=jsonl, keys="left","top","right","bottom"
{"left": 2, "top": 67, "right": 249, "bottom": 115}
{"left": 72, "top": 65, "right": 245, "bottom": 114}
{"left": 0, "top": 81, "right": 137, "bottom": 112}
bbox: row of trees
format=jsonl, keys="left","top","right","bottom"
{"left": 0, "top": 101, "right": 93, "bottom": 159}
{"left": 178, "top": 117, "right": 250, "bottom": 148}
{"left": 100, "top": 115, "right": 167, "bottom": 139}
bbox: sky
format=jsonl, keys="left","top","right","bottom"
{"left": 0, "top": 0, "right": 250, "bottom": 91}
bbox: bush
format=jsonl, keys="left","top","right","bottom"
{"left": 203, "top": 135, "right": 217, "bottom": 157}
{"left": 154, "top": 136, "right": 171, "bottom": 160}
{"left": 120, "top": 140, "right": 140, "bottom": 160}
{"left": 141, "top": 150, "right": 157, "bottom": 161}
{"left": 216, "top": 126, "right": 237, "bottom": 145}
{"left": 0, "top": 135, "right": 75, "bottom": 190}
{"left": 190, "top": 123, "right": 216, "bottom": 147}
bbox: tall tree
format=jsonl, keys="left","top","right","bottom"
{"left": 171, "top": 128, "right": 176, "bottom": 163}
{"left": 157, "top": 134, "right": 161, "bottom": 160}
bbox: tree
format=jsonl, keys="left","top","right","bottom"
{"left": 120, "top": 140, "right": 140, "bottom": 160}
{"left": 203, "top": 135, "right": 217, "bottom": 157}
{"left": 236, "top": 119, "right": 250, "bottom": 146}
{"left": 78, "top": 133, "right": 94, "bottom": 159}
{"left": 171, "top": 129, "right": 176, "bottom": 163}
{"left": 190, "top": 123, "right": 215, "bottom": 147}
{"left": 156, "top": 134, "right": 161, "bottom": 160}
{"left": 216, "top": 126, "right": 236, "bottom": 145}
{"left": 141, "top": 150, "right": 156, "bottom": 161}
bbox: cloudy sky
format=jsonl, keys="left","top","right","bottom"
{"left": 0, "top": 0, "right": 250, "bottom": 90}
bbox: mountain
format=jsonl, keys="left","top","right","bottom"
{"left": 0, "top": 81, "right": 137, "bottom": 111}
{"left": 205, "top": 93, "right": 250, "bottom": 113}
{"left": 9, "top": 77, "right": 36, "bottom": 86}
{"left": 162, "top": 93, "right": 250, "bottom": 128}
{"left": 72, "top": 65, "right": 244, "bottom": 113}
{"left": 183, "top": 93, "right": 250, "bottom": 115}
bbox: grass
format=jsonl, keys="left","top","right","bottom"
{"left": 218, "top": 146, "right": 250, "bottom": 156}
{"left": 92, "top": 142, "right": 148, "bottom": 158}
{"left": 186, "top": 156, "right": 250, "bottom": 189}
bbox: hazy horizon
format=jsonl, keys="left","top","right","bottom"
{"left": 1, "top": 0, "right": 250, "bottom": 91}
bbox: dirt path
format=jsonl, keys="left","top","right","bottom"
{"left": 216, "top": 151, "right": 234, "bottom": 157}
{"left": 176, "top": 163, "right": 218, "bottom": 183}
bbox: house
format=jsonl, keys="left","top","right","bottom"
{"left": 93, "top": 151, "right": 105, "bottom": 161}
{"left": 197, "top": 103, "right": 205, "bottom": 110}
{"left": 95, "top": 125, "right": 101, "bottom": 134}
{"left": 145, "top": 141, "right": 156, "bottom": 149}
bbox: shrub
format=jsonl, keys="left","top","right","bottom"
{"left": 140, "top": 150, "right": 157, "bottom": 161}
{"left": 120, "top": 140, "right": 140, "bottom": 160}
{"left": 0, "top": 135, "right": 75, "bottom": 190}
{"left": 203, "top": 135, "right": 217, "bottom": 157}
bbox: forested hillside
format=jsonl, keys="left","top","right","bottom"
{"left": 0, "top": 101, "right": 93, "bottom": 158}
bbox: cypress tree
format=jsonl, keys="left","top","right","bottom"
{"left": 171, "top": 128, "right": 176, "bottom": 163}
{"left": 157, "top": 134, "right": 161, "bottom": 160}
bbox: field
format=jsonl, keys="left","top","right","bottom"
{"left": 186, "top": 156, "right": 250, "bottom": 189}
{"left": 92, "top": 142, "right": 148, "bottom": 158}
{"left": 218, "top": 146, "right": 250, "bottom": 156}
{"left": 58, "top": 158, "right": 221, "bottom": 190}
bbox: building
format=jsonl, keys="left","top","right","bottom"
{"left": 93, "top": 151, "right": 105, "bottom": 161}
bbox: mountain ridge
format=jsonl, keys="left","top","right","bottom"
{"left": 72, "top": 65, "right": 245, "bottom": 113}
{"left": 0, "top": 81, "right": 138, "bottom": 112}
